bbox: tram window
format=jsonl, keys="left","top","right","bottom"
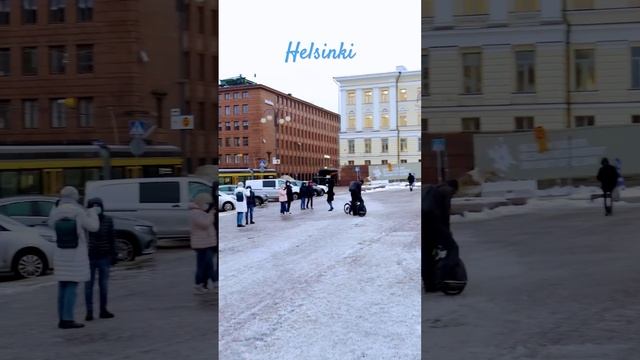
{"left": 63, "top": 169, "right": 84, "bottom": 191}
{"left": 112, "top": 167, "right": 124, "bottom": 179}
{"left": 0, "top": 171, "right": 19, "bottom": 197}
{"left": 140, "top": 182, "right": 180, "bottom": 203}
{"left": 84, "top": 169, "right": 100, "bottom": 182}
{"left": 19, "top": 171, "right": 41, "bottom": 195}
{"left": 143, "top": 166, "right": 160, "bottom": 178}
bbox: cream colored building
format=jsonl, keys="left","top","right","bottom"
{"left": 422, "top": 0, "right": 640, "bottom": 133}
{"left": 335, "top": 69, "right": 421, "bottom": 166}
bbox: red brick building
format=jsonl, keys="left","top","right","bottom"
{"left": 0, "top": 0, "right": 218, "bottom": 172}
{"left": 218, "top": 77, "right": 340, "bottom": 180}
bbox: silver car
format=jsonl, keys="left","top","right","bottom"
{"left": 0, "top": 196, "right": 157, "bottom": 262}
{"left": 0, "top": 214, "right": 55, "bottom": 278}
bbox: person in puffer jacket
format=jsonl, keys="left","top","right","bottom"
{"left": 190, "top": 192, "right": 217, "bottom": 294}
{"left": 84, "top": 198, "right": 116, "bottom": 321}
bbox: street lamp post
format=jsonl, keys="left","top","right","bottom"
{"left": 260, "top": 99, "right": 291, "bottom": 173}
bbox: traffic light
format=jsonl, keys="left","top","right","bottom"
{"left": 534, "top": 126, "right": 548, "bottom": 153}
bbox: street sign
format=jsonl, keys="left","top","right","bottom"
{"left": 272, "top": 157, "right": 280, "bottom": 165}
{"left": 129, "top": 120, "right": 147, "bottom": 136}
{"left": 171, "top": 115, "right": 194, "bottom": 130}
{"left": 432, "top": 138, "right": 446, "bottom": 152}
{"left": 259, "top": 159, "right": 267, "bottom": 169}
{"left": 129, "top": 137, "right": 146, "bottom": 156}
{"left": 170, "top": 108, "right": 181, "bottom": 117}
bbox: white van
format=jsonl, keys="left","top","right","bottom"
{"left": 245, "top": 179, "right": 300, "bottom": 201}
{"left": 85, "top": 177, "right": 213, "bottom": 242}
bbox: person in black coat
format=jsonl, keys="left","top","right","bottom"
{"left": 326, "top": 178, "right": 335, "bottom": 211}
{"left": 422, "top": 180, "right": 459, "bottom": 293}
{"left": 306, "top": 182, "right": 315, "bottom": 209}
{"left": 349, "top": 180, "right": 364, "bottom": 216}
{"left": 84, "top": 198, "right": 116, "bottom": 321}
{"left": 408, "top": 173, "right": 416, "bottom": 191}
{"left": 245, "top": 186, "right": 257, "bottom": 225}
{"left": 285, "top": 181, "right": 294, "bottom": 214}
{"left": 597, "top": 157, "right": 620, "bottom": 216}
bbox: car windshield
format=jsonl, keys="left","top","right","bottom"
{"left": 0, "top": 214, "right": 27, "bottom": 229}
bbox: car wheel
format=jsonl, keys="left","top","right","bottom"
{"left": 293, "top": 193, "right": 299, "bottom": 200}
{"left": 223, "top": 201, "right": 235, "bottom": 211}
{"left": 257, "top": 197, "right": 265, "bottom": 206}
{"left": 116, "top": 238, "right": 136, "bottom": 262}
{"left": 13, "top": 250, "right": 47, "bottom": 278}
{"left": 319, "top": 189, "right": 325, "bottom": 196}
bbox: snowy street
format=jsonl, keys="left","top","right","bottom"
{"left": 424, "top": 199, "right": 640, "bottom": 359}
{"left": 219, "top": 187, "right": 421, "bottom": 359}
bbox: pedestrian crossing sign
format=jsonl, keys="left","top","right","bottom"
{"left": 129, "top": 120, "right": 146, "bottom": 136}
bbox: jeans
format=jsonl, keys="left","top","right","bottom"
{"left": 280, "top": 202, "right": 287, "bottom": 214}
{"left": 237, "top": 211, "right": 244, "bottom": 225}
{"left": 195, "top": 247, "right": 216, "bottom": 287}
{"left": 300, "top": 197, "right": 306, "bottom": 209}
{"left": 58, "top": 281, "right": 79, "bottom": 321}
{"left": 85, "top": 257, "right": 110, "bottom": 315}
{"left": 306, "top": 197, "right": 313, "bottom": 208}
{"left": 245, "top": 206, "right": 255, "bottom": 223}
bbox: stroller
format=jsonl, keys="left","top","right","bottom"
{"left": 344, "top": 200, "right": 367, "bottom": 217}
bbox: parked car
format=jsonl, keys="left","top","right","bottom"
{"left": 290, "top": 180, "right": 327, "bottom": 197}
{"left": 0, "top": 214, "right": 55, "bottom": 278}
{"left": 245, "top": 179, "right": 300, "bottom": 201}
{"left": 219, "top": 184, "right": 268, "bottom": 205}
{"left": 84, "top": 177, "right": 213, "bottom": 243}
{"left": 218, "top": 191, "right": 236, "bottom": 212}
{"left": 0, "top": 196, "right": 157, "bottom": 262}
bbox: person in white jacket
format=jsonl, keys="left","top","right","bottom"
{"left": 234, "top": 182, "right": 247, "bottom": 228}
{"left": 48, "top": 186, "right": 100, "bottom": 329}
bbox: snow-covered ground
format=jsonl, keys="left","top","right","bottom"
{"left": 218, "top": 189, "right": 421, "bottom": 359}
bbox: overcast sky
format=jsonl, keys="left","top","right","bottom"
{"left": 219, "top": 0, "right": 421, "bottom": 113}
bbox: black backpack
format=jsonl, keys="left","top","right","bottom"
{"left": 55, "top": 217, "right": 79, "bottom": 249}
{"left": 236, "top": 190, "right": 244, "bottom": 202}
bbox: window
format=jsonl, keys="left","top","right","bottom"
{"left": 77, "top": 0, "right": 93, "bottom": 22}
{"left": 224, "top": 121, "right": 230, "bottom": 130}
{"left": 381, "top": 113, "right": 390, "bottom": 128}
{"left": 380, "top": 88, "right": 389, "bottom": 102}
{"left": 242, "top": 104, "right": 249, "bottom": 113}
{"left": 348, "top": 113, "right": 356, "bottom": 130}
{"left": 364, "top": 139, "right": 371, "bottom": 153}
{"left": 140, "top": 182, "right": 180, "bottom": 203}
{"left": 381, "top": 138, "right": 389, "bottom": 153}
{"left": 50, "top": 99, "right": 66, "bottom": 128}
{"left": 242, "top": 91, "right": 249, "bottom": 98}
{"left": 188, "top": 182, "right": 211, "bottom": 201}
{"left": 0, "top": 100, "right": 9, "bottom": 129}
{"left": 463, "top": 53, "right": 482, "bottom": 94}
{"left": 347, "top": 91, "right": 355, "bottom": 105}
{"left": 462, "top": 117, "right": 480, "bottom": 132}
{"left": 422, "top": 53, "right": 429, "bottom": 95}
{"left": 22, "top": 47, "right": 38, "bottom": 76}
{"left": 33, "top": 201, "right": 54, "bottom": 217}
{"left": 381, "top": 159, "right": 388, "bottom": 165}
{"left": 22, "top": 0, "right": 37, "bottom": 24}
{"left": 77, "top": 45, "right": 94, "bottom": 74}
{"left": 348, "top": 160, "right": 355, "bottom": 166}
{"left": 513, "top": 0, "right": 539, "bottom": 12}
{"left": 224, "top": 106, "right": 230, "bottom": 116}
{"left": 575, "top": 49, "right": 595, "bottom": 91}
{"left": 632, "top": 115, "right": 640, "bottom": 124}
{"left": 78, "top": 97, "right": 93, "bottom": 127}
{"left": 400, "top": 138, "right": 408, "bottom": 152}
{"left": 457, "top": 0, "right": 488, "bottom": 15}
{"left": 23, "top": 99, "right": 38, "bottom": 128}
{"left": 632, "top": 47, "right": 640, "bottom": 89}
{"left": 0, "top": 48, "right": 9, "bottom": 76}
{"left": 515, "top": 50, "right": 535, "bottom": 93}
{"left": 348, "top": 140, "right": 355, "bottom": 154}
{"left": 401, "top": 159, "right": 408, "bottom": 164}
{"left": 49, "top": 0, "right": 65, "bottom": 23}
{"left": 0, "top": 0, "right": 9, "bottom": 25}
{"left": 198, "top": 53, "right": 205, "bottom": 80}
{"left": 224, "top": 93, "right": 231, "bottom": 100}
{"left": 233, "top": 92, "right": 240, "bottom": 100}
{"left": 399, "top": 89, "right": 408, "bottom": 101}
{"left": 197, "top": 6, "right": 204, "bottom": 34}
{"left": 0, "top": 202, "right": 33, "bottom": 216}
{"left": 364, "top": 160, "right": 371, "bottom": 165}
{"left": 364, "top": 89, "right": 373, "bottom": 104}
{"left": 233, "top": 105, "right": 240, "bottom": 115}
{"left": 233, "top": 137, "right": 240, "bottom": 146}
{"left": 575, "top": 116, "right": 595, "bottom": 127}
{"left": 49, "top": 46, "right": 67, "bottom": 74}
{"left": 242, "top": 137, "right": 249, "bottom": 146}
{"left": 233, "top": 121, "right": 239, "bottom": 130}
{"left": 242, "top": 120, "right": 249, "bottom": 129}
{"left": 364, "top": 115, "right": 373, "bottom": 129}
{"left": 399, "top": 115, "right": 408, "bottom": 127}
{"left": 225, "top": 137, "right": 231, "bottom": 146}
{"left": 515, "top": 116, "right": 534, "bottom": 131}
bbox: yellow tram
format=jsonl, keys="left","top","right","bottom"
{"left": 0, "top": 145, "right": 183, "bottom": 197}
{"left": 219, "top": 168, "right": 278, "bottom": 185}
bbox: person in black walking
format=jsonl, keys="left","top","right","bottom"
{"left": 422, "top": 180, "right": 459, "bottom": 293}
{"left": 285, "top": 181, "right": 294, "bottom": 214}
{"left": 245, "top": 185, "right": 257, "bottom": 225}
{"left": 306, "top": 181, "right": 315, "bottom": 210}
{"left": 84, "top": 198, "right": 116, "bottom": 321}
{"left": 597, "top": 157, "right": 620, "bottom": 216}
{"left": 326, "top": 177, "right": 335, "bottom": 211}
{"left": 408, "top": 173, "right": 416, "bottom": 192}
